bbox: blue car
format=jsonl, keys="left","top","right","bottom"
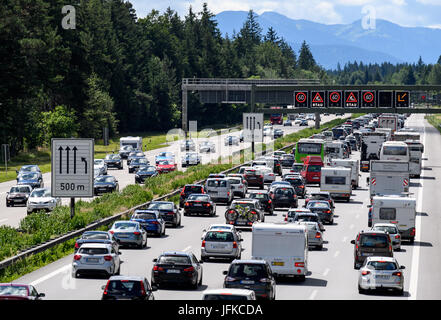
{"left": 131, "top": 210, "right": 166, "bottom": 237}
{"left": 17, "top": 172, "right": 42, "bottom": 189}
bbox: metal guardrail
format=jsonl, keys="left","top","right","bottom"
{"left": 0, "top": 116, "right": 348, "bottom": 270}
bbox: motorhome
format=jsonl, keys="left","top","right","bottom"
{"left": 120, "top": 136, "right": 143, "bottom": 151}
{"left": 325, "top": 141, "right": 345, "bottom": 160}
{"left": 320, "top": 167, "right": 352, "bottom": 202}
{"left": 368, "top": 161, "right": 410, "bottom": 200}
{"left": 329, "top": 159, "right": 360, "bottom": 189}
{"left": 360, "top": 132, "right": 387, "bottom": 172}
{"left": 380, "top": 141, "right": 410, "bottom": 163}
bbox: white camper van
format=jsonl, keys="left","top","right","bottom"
{"left": 120, "top": 136, "right": 143, "bottom": 150}
{"left": 251, "top": 222, "right": 308, "bottom": 281}
{"left": 369, "top": 195, "right": 416, "bottom": 243}
{"left": 325, "top": 141, "right": 345, "bottom": 160}
{"left": 329, "top": 159, "right": 360, "bottom": 189}
{"left": 320, "top": 167, "right": 352, "bottom": 202}
{"left": 369, "top": 161, "right": 410, "bottom": 199}
{"left": 380, "top": 141, "right": 410, "bottom": 163}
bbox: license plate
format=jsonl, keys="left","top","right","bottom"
{"left": 166, "top": 269, "right": 181, "bottom": 274}
{"left": 362, "top": 253, "right": 374, "bottom": 257}
{"left": 312, "top": 177, "right": 319, "bottom": 179}
{"left": 212, "top": 245, "right": 227, "bottom": 249}
{"left": 272, "top": 261, "right": 284, "bottom": 266}
{"left": 194, "top": 204, "right": 202, "bottom": 207}
{"left": 241, "top": 280, "right": 254, "bottom": 285}
{"left": 118, "top": 235, "right": 129, "bottom": 238}
{"left": 87, "top": 258, "right": 99, "bottom": 263}
{"left": 375, "top": 275, "right": 390, "bottom": 279}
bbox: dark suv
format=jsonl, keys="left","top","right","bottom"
{"left": 350, "top": 230, "right": 393, "bottom": 269}
{"left": 247, "top": 191, "right": 273, "bottom": 215}
{"left": 223, "top": 260, "right": 276, "bottom": 300}
{"left": 243, "top": 168, "right": 264, "bottom": 189}
{"left": 179, "top": 184, "right": 205, "bottom": 208}
{"left": 283, "top": 175, "right": 306, "bottom": 198}
{"left": 102, "top": 276, "right": 157, "bottom": 300}
{"left": 271, "top": 186, "right": 298, "bottom": 209}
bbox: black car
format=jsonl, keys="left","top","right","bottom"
{"left": 181, "top": 153, "right": 201, "bottom": 167}
{"left": 94, "top": 175, "right": 119, "bottom": 195}
{"left": 180, "top": 140, "right": 196, "bottom": 152}
{"left": 271, "top": 186, "right": 298, "bottom": 209}
{"left": 147, "top": 201, "right": 181, "bottom": 227}
{"left": 6, "top": 185, "right": 32, "bottom": 207}
{"left": 183, "top": 194, "right": 216, "bottom": 216}
{"left": 104, "top": 154, "right": 123, "bottom": 170}
{"left": 243, "top": 168, "right": 264, "bottom": 189}
{"left": 102, "top": 276, "right": 157, "bottom": 300}
{"left": 283, "top": 175, "right": 306, "bottom": 198}
{"left": 127, "top": 151, "right": 145, "bottom": 166}
{"left": 247, "top": 191, "right": 273, "bottom": 215}
{"left": 223, "top": 260, "right": 276, "bottom": 300}
{"left": 74, "top": 231, "right": 119, "bottom": 254}
{"left": 128, "top": 158, "right": 149, "bottom": 173}
{"left": 151, "top": 252, "right": 203, "bottom": 289}
{"left": 306, "top": 200, "right": 334, "bottom": 224}
{"left": 280, "top": 154, "right": 295, "bottom": 168}
{"left": 135, "top": 165, "right": 158, "bottom": 183}
{"left": 17, "top": 172, "right": 42, "bottom": 189}
{"left": 273, "top": 129, "right": 284, "bottom": 139}
{"left": 179, "top": 184, "right": 205, "bottom": 207}
{"left": 119, "top": 145, "right": 134, "bottom": 159}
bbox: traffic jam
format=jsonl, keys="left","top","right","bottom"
{"left": 1, "top": 113, "right": 423, "bottom": 300}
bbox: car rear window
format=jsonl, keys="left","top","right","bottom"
{"left": 133, "top": 213, "right": 157, "bottom": 220}
{"left": 286, "top": 178, "right": 303, "bottom": 186}
{"left": 205, "top": 231, "right": 234, "bottom": 242}
{"left": 148, "top": 203, "right": 174, "bottom": 211}
{"left": 308, "top": 202, "right": 329, "bottom": 209}
{"left": 366, "top": 261, "right": 398, "bottom": 270}
{"left": 359, "top": 235, "right": 389, "bottom": 248}
{"left": 107, "top": 280, "right": 142, "bottom": 294}
{"left": 184, "top": 186, "right": 203, "bottom": 194}
{"left": 82, "top": 233, "right": 109, "bottom": 240}
{"left": 325, "top": 176, "right": 346, "bottom": 185}
{"left": 207, "top": 180, "right": 227, "bottom": 188}
{"left": 78, "top": 247, "right": 109, "bottom": 255}
{"left": 379, "top": 208, "right": 396, "bottom": 220}
{"left": 310, "top": 194, "right": 329, "bottom": 200}
{"left": 294, "top": 214, "right": 318, "bottom": 222}
{"left": 307, "top": 165, "right": 322, "bottom": 172}
{"left": 249, "top": 193, "right": 268, "bottom": 200}
{"left": 187, "top": 195, "right": 210, "bottom": 201}
{"left": 158, "top": 256, "right": 191, "bottom": 265}
{"left": 229, "top": 264, "right": 267, "bottom": 279}
{"left": 275, "top": 188, "right": 294, "bottom": 196}
{"left": 203, "top": 294, "right": 248, "bottom": 300}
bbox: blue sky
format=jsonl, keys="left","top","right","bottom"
{"left": 129, "top": 0, "right": 441, "bottom": 28}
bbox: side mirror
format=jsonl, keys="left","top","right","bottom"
{"left": 350, "top": 240, "right": 355, "bottom": 244}
{"left": 151, "top": 285, "right": 158, "bottom": 292}
{"left": 152, "top": 258, "right": 158, "bottom": 262}
{"left": 199, "top": 260, "right": 204, "bottom": 264}
{"left": 400, "top": 266, "right": 405, "bottom": 270}
{"left": 239, "top": 239, "right": 243, "bottom": 242}
{"left": 222, "top": 271, "right": 228, "bottom": 275}
{"left": 38, "top": 293, "right": 45, "bottom": 298}
{"left": 118, "top": 252, "right": 122, "bottom": 255}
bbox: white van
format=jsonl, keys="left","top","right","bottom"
{"left": 251, "top": 222, "right": 308, "bottom": 281}
{"left": 325, "top": 141, "right": 345, "bottom": 160}
{"left": 320, "top": 167, "right": 352, "bottom": 202}
{"left": 329, "top": 159, "right": 360, "bottom": 189}
{"left": 369, "top": 195, "right": 416, "bottom": 243}
{"left": 120, "top": 136, "right": 143, "bottom": 150}
{"left": 380, "top": 141, "right": 410, "bottom": 163}
{"left": 205, "top": 178, "right": 233, "bottom": 204}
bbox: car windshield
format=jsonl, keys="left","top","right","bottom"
{"left": 133, "top": 159, "right": 148, "bottom": 164}
{"left": 106, "top": 280, "right": 142, "bottom": 295}
{"left": 94, "top": 160, "right": 103, "bottom": 165}
{"left": 158, "top": 160, "right": 172, "bottom": 165}
{"left": 105, "top": 154, "right": 119, "bottom": 160}
{"left": 148, "top": 202, "right": 173, "bottom": 211}
{"left": 204, "top": 294, "right": 248, "bottom": 301}
{"left": 95, "top": 176, "right": 114, "bottom": 183}
{"left": 78, "top": 247, "right": 109, "bottom": 255}
{"left": 19, "top": 173, "right": 38, "bottom": 180}
{"left": 158, "top": 255, "right": 191, "bottom": 265}
{"left": 133, "top": 213, "right": 157, "bottom": 220}
{"left": 114, "top": 222, "right": 137, "bottom": 230}
{"left": 139, "top": 166, "right": 156, "bottom": 172}
{"left": 359, "top": 235, "right": 388, "bottom": 248}
{"left": 374, "top": 226, "right": 398, "bottom": 234}
{"left": 10, "top": 186, "right": 31, "bottom": 193}
{"left": 366, "top": 261, "right": 398, "bottom": 271}
{"left": 82, "top": 233, "right": 109, "bottom": 240}
{"left": 187, "top": 195, "right": 210, "bottom": 201}
{"left": 30, "top": 189, "right": 51, "bottom": 198}
{"left": 0, "top": 286, "right": 28, "bottom": 296}
{"left": 21, "top": 166, "right": 38, "bottom": 172}
{"left": 205, "top": 231, "right": 234, "bottom": 242}
{"left": 229, "top": 264, "right": 267, "bottom": 279}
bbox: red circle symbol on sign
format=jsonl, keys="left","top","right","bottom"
{"left": 296, "top": 92, "right": 306, "bottom": 103}
{"left": 363, "top": 91, "right": 374, "bottom": 103}
{"left": 330, "top": 92, "right": 340, "bottom": 103}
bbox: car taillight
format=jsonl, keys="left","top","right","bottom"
{"left": 395, "top": 235, "right": 401, "bottom": 239}
{"left": 259, "top": 175, "right": 263, "bottom": 179}
{"left": 153, "top": 266, "right": 164, "bottom": 272}
{"left": 315, "top": 232, "right": 321, "bottom": 239}
{"left": 150, "top": 221, "right": 159, "bottom": 225}
{"left": 361, "top": 270, "right": 370, "bottom": 276}
{"left": 104, "top": 255, "right": 113, "bottom": 261}
{"left": 392, "top": 272, "right": 402, "bottom": 277}
{"left": 75, "top": 242, "right": 80, "bottom": 249}
{"left": 103, "top": 280, "right": 110, "bottom": 295}
{"left": 202, "top": 240, "right": 206, "bottom": 248}
{"left": 73, "top": 255, "right": 81, "bottom": 261}
{"left": 284, "top": 215, "right": 288, "bottom": 221}
{"left": 410, "top": 228, "right": 415, "bottom": 236}
{"left": 325, "top": 210, "right": 331, "bottom": 214}
{"left": 268, "top": 199, "right": 272, "bottom": 204}
{"left": 299, "top": 185, "right": 304, "bottom": 188}
{"left": 203, "top": 203, "right": 211, "bottom": 207}
{"left": 109, "top": 231, "right": 114, "bottom": 234}
{"left": 167, "top": 211, "right": 175, "bottom": 215}
{"left": 232, "top": 241, "right": 238, "bottom": 248}
{"left": 227, "top": 192, "right": 230, "bottom": 196}
{"left": 295, "top": 262, "right": 304, "bottom": 267}
{"left": 134, "top": 231, "right": 141, "bottom": 235}
{"left": 184, "top": 202, "right": 190, "bottom": 206}
{"left": 184, "top": 267, "right": 195, "bottom": 272}
{"left": 140, "top": 281, "right": 146, "bottom": 296}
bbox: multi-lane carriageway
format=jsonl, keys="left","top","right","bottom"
{"left": 4, "top": 114, "right": 441, "bottom": 300}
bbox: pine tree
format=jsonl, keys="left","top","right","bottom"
{"left": 298, "top": 41, "right": 316, "bottom": 71}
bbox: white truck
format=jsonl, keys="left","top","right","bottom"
{"left": 369, "top": 195, "right": 416, "bottom": 243}
{"left": 251, "top": 222, "right": 308, "bottom": 281}
{"left": 375, "top": 128, "right": 393, "bottom": 141}
{"left": 378, "top": 114, "right": 398, "bottom": 133}
{"left": 368, "top": 161, "right": 410, "bottom": 200}
{"left": 392, "top": 131, "right": 420, "bottom": 142}
{"left": 329, "top": 159, "right": 360, "bottom": 189}
{"left": 120, "top": 136, "right": 143, "bottom": 150}
{"left": 325, "top": 141, "right": 345, "bottom": 160}
{"left": 320, "top": 167, "right": 352, "bottom": 202}
{"left": 360, "top": 132, "right": 387, "bottom": 172}
{"left": 405, "top": 140, "right": 424, "bottom": 178}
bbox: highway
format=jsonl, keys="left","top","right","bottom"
{"left": 0, "top": 114, "right": 338, "bottom": 229}
{"left": 12, "top": 113, "right": 441, "bottom": 300}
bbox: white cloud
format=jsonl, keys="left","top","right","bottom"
{"left": 416, "top": 0, "right": 441, "bottom": 5}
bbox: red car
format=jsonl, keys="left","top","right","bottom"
{"left": 0, "top": 283, "right": 45, "bottom": 300}
{"left": 156, "top": 160, "right": 177, "bottom": 174}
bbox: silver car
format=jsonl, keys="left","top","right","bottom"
{"left": 372, "top": 223, "right": 401, "bottom": 251}
{"left": 358, "top": 256, "right": 405, "bottom": 295}
{"left": 72, "top": 243, "right": 121, "bottom": 278}
{"left": 27, "top": 188, "right": 61, "bottom": 214}
{"left": 109, "top": 221, "right": 147, "bottom": 249}
{"left": 226, "top": 177, "right": 247, "bottom": 198}
{"left": 201, "top": 229, "right": 242, "bottom": 262}
{"left": 298, "top": 221, "right": 324, "bottom": 250}
{"left": 94, "top": 159, "right": 107, "bottom": 175}
{"left": 205, "top": 178, "right": 233, "bottom": 203}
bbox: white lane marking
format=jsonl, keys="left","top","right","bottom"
{"left": 334, "top": 251, "right": 340, "bottom": 258}
{"left": 342, "top": 236, "right": 348, "bottom": 243}
{"left": 183, "top": 246, "right": 192, "bottom": 252}
{"left": 322, "top": 268, "right": 330, "bottom": 277}
{"left": 0, "top": 219, "right": 8, "bottom": 223}
{"left": 409, "top": 119, "right": 426, "bottom": 300}
{"left": 309, "top": 289, "right": 318, "bottom": 300}
{"left": 30, "top": 264, "right": 71, "bottom": 286}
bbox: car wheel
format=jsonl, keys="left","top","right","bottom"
{"left": 191, "top": 276, "right": 198, "bottom": 289}
{"left": 198, "top": 271, "right": 203, "bottom": 286}
{"left": 6, "top": 202, "right": 10, "bottom": 207}
{"left": 73, "top": 271, "right": 79, "bottom": 279}
{"left": 396, "top": 288, "right": 404, "bottom": 296}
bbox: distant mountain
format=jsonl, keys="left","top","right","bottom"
{"left": 215, "top": 11, "right": 441, "bottom": 69}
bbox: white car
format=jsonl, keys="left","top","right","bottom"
{"left": 72, "top": 243, "right": 121, "bottom": 278}
{"left": 201, "top": 224, "right": 242, "bottom": 241}
{"left": 358, "top": 256, "right": 405, "bottom": 295}
{"left": 94, "top": 159, "right": 107, "bottom": 175}
{"left": 254, "top": 166, "right": 275, "bottom": 183}
{"left": 27, "top": 188, "right": 61, "bottom": 214}
{"left": 226, "top": 177, "right": 247, "bottom": 198}
{"left": 294, "top": 118, "right": 305, "bottom": 125}
{"left": 372, "top": 223, "right": 401, "bottom": 251}
{"left": 202, "top": 289, "right": 256, "bottom": 300}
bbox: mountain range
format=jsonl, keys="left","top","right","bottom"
{"left": 215, "top": 11, "right": 441, "bottom": 70}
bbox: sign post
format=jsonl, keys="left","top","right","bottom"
{"left": 1, "top": 144, "right": 9, "bottom": 175}
{"left": 243, "top": 113, "right": 263, "bottom": 158}
{"left": 51, "top": 138, "right": 94, "bottom": 218}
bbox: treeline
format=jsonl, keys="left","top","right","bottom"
{"left": 0, "top": 1, "right": 321, "bottom": 155}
